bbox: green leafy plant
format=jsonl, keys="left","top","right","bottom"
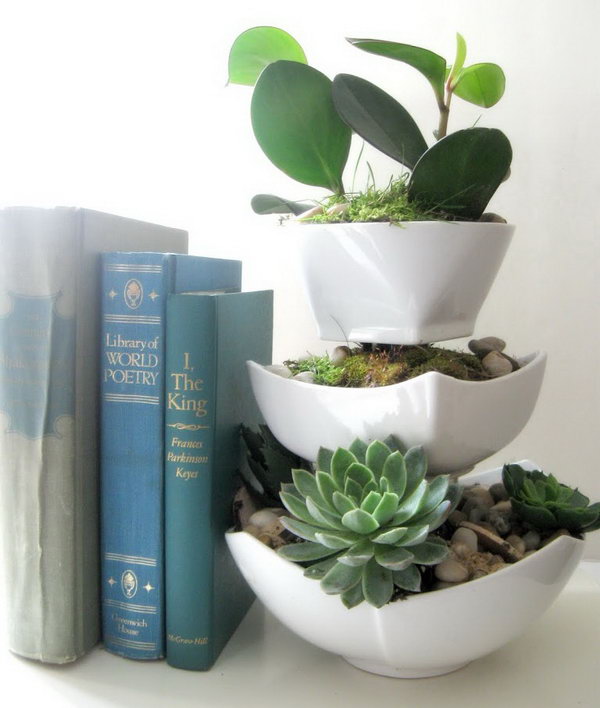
{"left": 277, "top": 439, "right": 461, "bottom": 608}
{"left": 240, "top": 424, "right": 310, "bottom": 508}
{"left": 228, "top": 26, "right": 512, "bottom": 222}
{"left": 502, "top": 464, "right": 600, "bottom": 534}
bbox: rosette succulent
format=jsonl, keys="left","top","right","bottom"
{"left": 278, "top": 439, "right": 460, "bottom": 608}
{"left": 503, "top": 464, "right": 600, "bottom": 534}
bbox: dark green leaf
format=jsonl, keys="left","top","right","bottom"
{"left": 453, "top": 63, "right": 505, "bottom": 108}
{"left": 346, "top": 462, "right": 376, "bottom": 488}
{"left": 251, "top": 61, "right": 351, "bottom": 192}
{"left": 374, "top": 545, "right": 415, "bottom": 571}
{"left": 409, "top": 127, "right": 513, "bottom": 220}
{"left": 321, "top": 560, "right": 363, "bottom": 594}
{"left": 347, "top": 37, "right": 446, "bottom": 105}
{"left": 332, "top": 74, "right": 427, "bottom": 170}
{"left": 554, "top": 506, "right": 599, "bottom": 532}
{"left": 342, "top": 508, "right": 380, "bottom": 534}
{"left": 251, "top": 194, "right": 315, "bottom": 216}
{"left": 511, "top": 499, "right": 557, "bottom": 530}
{"left": 393, "top": 564, "right": 422, "bottom": 592}
{"left": 364, "top": 440, "right": 392, "bottom": 479}
{"left": 228, "top": 26, "right": 307, "bottom": 86}
{"left": 316, "top": 470, "right": 339, "bottom": 505}
{"left": 277, "top": 540, "right": 336, "bottom": 562}
{"left": 502, "top": 463, "right": 528, "bottom": 498}
{"left": 362, "top": 558, "right": 394, "bottom": 608}
{"left": 383, "top": 435, "right": 407, "bottom": 454}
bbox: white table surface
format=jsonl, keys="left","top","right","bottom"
{"left": 1, "top": 562, "right": 599, "bottom": 707}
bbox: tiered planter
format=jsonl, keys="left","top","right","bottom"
{"left": 226, "top": 220, "right": 581, "bottom": 678}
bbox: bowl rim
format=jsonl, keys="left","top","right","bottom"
{"left": 248, "top": 350, "right": 547, "bottom": 393}
{"left": 292, "top": 220, "right": 517, "bottom": 230}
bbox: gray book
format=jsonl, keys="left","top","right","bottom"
{"left": 0, "top": 207, "right": 187, "bottom": 663}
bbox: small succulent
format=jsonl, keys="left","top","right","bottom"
{"left": 240, "top": 424, "right": 310, "bottom": 508}
{"left": 278, "top": 439, "right": 461, "bottom": 608}
{"left": 503, "top": 464, "right": 600, "bottom": 534}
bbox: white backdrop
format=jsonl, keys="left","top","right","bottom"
{"left": 0, "top": 0, "right": 598, "bottom": 555}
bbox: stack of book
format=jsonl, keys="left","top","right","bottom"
{"left": 0, "top": 208, "right": 273, "bottom": 670}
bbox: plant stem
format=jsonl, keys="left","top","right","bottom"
{"left": 437, "top": 89, "right": 454, "bottom": 140}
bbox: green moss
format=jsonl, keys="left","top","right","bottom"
{"left": 307, "top": 178, "right": 452, "bottom": 225}
{"left": 285, "top": 345, "right": 489, "bottom": 388}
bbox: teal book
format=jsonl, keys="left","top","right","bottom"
{"left": 100, "top": 253, "right": 242, "bottom": 660}
{"left": 0, "top": 207, "right": 187, "bottom": 664}
{"left": 164, "top": 290, "right": 273, "bottom": 670}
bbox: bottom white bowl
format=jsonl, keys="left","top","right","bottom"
{"left": 225, "top": 461, "right": 585, "bottom": 678}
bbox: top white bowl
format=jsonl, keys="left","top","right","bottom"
{"left": 247, "top": 351, "right": 546, "bottom": 473}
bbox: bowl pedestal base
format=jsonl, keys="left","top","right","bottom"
{"left": 343, "top": 657, "right": 470, "bottom": 679}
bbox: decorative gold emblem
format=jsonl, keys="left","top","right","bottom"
{"left": 121, "top": 569, "right": 138, "bottom": 598}
{"left": 124, "top": 279, "right": 143, "bottom": 309}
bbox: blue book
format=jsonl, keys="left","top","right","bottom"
{"left": 100, "top": 252, "right": 242, "bottom": 660}
{"left": 164, "top": 290, "right": 273, "bottom": 670}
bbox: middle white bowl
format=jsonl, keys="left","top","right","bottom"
{"left": 247, "top": 351, "right": 546, "bottom": 473}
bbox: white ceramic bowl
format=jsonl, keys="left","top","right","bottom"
{"left": 295, "top": 221, "right": 514, "bottom": 345}
{"left": 226, "top": 461, "right": 585, "bottom": 678}
{"left": 247, "top": 352, "right": 546, "bottom": 473}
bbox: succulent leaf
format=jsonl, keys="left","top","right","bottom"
{"left": 362, "top": 558, "right": 394, "bottom": 608}
{"left": 409, "top": 538, "right": 449, "bottom": 565}
{"left": 361, "top": 490, "right": 383, "bottom": 514}
{"left": 331, "top": 448, "right": 359, "bottom": 488}
{"left": 403, "top": 446, "right": 427, "bottom": 497}
{"left": 317, "top": 446, "right": 334, "bottom": 475}
{"left": 342, "top": 508, "right": 381, "bottom": 534}
{"left": 277, "top": 541, "right": 336, "bottom": 562}
{"left": 381, "top": 451, "right": 408, "bottom": 498}
{"left": 341, "top": 582, "right": 365, "bottom": 609}
{"left": 344, "top": 478, "right": 363, "bottom": 504}
{"left": 371, "top": 527, "right": 408, "bottom": 545}
{"left": 280, "top": 516, "right": 322, "bottom": 542}
{"left": 337, "top": 539, "right": 375, "bottom": 567}
{"left": 280, "top": 491, "right": 318, "bottom": 525}
{"left": 365, "top": 440, "right": 392, "bottom": 479}
{"left": 415, "top": 475, "right": 450, "bottom": 517}
{"left": 349, "top": 438, "right": 368, "bottom": 463}
{"left": 393, "top": 565, "right": 422, "bottom": 592}
{"left": 346, "top": 462, "right": 377, "bottom": 488}
{"left": 372, "top": 492, "right": 401, "bottom": 525}
{"left": 397, "top": 524, "right": 430, "bottom": 547}
{"left": 303, "top": 555, "right": 340, "bottom": 579}
{"left": 306, "top": 496, "right": 347, "bottom": 530}
{"left": 392, "top": 479, "right": 428, "bottom": 524}
{"left": 374, "top": 546, "right": 415, "bottom": 571}
{"left": 321, "top": 561, "right": 363, "bottom": 594}
{"left": 414, "top": 499, "right": 451, "bottom": 532}
{"left": 292, "top": 469, "right": 335, "bottom": 512}
{"left": 315, "top": 530, "right": 362, "bottom": 549}
{"left": 316, "top": 469, "right": 340, "bottom": 505}
{"left": 332, "top": 490, "right": 357, "bottom": 516}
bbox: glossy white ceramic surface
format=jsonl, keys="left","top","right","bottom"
{"left": 294, "top": 221, "right": 515, "bottom": 344}
{"left": 247, "top": 351, "right": 546, "bottom": 473}
{"left": 226, "top": 462, "right": 585, "bottom": 678}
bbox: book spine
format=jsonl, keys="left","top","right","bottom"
{"left": 100, "top": 253, "right": 168, "bottom": 660}
{"left": 164, "top": 295, "right": 217, "bottom": 670}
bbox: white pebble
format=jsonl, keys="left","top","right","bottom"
{"left": 435, "top": 559, "right": 469, "bottom": 583}
{"left": 248, "top": 509, "right": 279, "bottom": 529}
{"left": 451, "top": 527, "right": 479, "bottom": 552}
